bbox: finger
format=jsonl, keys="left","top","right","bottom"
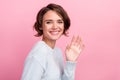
{"left": 76, "top": 36, "right": 81, "bottom": 46}
{"left": 79, "top": 43, "right": 85, "bottom": 52}
{"left": 77, "top": 37, "right": 84, "bottom": 49}
{"left": 66, "top": 44, "right": 70, "bottom": 50}
{"left": 73, "top": 36, "right": 82, "bottom": 48}
{"left": 70, "top": 35, "right": 76, "bottom": 45}
{"left": 76, "top": 35, "right": 79, "bottom": 43}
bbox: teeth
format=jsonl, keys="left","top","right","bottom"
{"left": 50, "top": 31, "right": 59, "bottom": 35}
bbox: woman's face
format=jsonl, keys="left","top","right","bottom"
{"left": 42, "top": 10, "right": 64, "bottom": 42}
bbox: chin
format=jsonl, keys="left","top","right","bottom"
{"left": 51, "top": 36, "right": 61, "bottom": 40}
{"left": 50, "top": 34, "right": 62, "bottom": 40}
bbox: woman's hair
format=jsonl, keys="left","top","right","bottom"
{"left": 33, "top": 3, "right": 70, "bottom": 37}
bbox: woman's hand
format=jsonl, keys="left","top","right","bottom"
{"left": 65, "top": 36, "right": 85, "bottom": 62}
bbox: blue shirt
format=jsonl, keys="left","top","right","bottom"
{"left": 21, "top": 41, "right": 76, "bottom": 80}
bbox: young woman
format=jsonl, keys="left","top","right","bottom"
{"left": 21, "top": 3, "right": 84, "bottom": 80}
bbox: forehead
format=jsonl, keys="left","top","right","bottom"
{"left": 43, "top": 10, "right": 63, "bottom": 20}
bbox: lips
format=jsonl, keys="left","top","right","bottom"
{"left": 49, "top": 30, "right": 61, "bottom": 35}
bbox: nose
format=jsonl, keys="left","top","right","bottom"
{"left": 52, "top": 22, "right": 58, "bottom": 29}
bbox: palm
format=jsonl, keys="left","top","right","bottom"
{"left": 65, "top": 36, "right": 84, "bottom": 62}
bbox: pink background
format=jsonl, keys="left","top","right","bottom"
{"left": 0, "top": 0, "right": 120, "bottom": 80}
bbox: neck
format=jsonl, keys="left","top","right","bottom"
{"left": 42, "top": 38, "right": 56, "bottom": 49}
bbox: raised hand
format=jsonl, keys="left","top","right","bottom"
{"left": 65, "top": 36, "right": 85, "bottom": 62}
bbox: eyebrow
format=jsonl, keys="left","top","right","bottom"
{"left": 44, "top": 19, "right": 63, "bottom": 22}
{"left": 44, "top": 19, "right": 53, "bottom": 22}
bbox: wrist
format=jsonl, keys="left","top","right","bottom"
{"left": 66, "top": 58, "right": 77, "bottom": 62}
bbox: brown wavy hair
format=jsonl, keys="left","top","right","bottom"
{"left": 33, "top": 3, "right": 70, "bottom": 37}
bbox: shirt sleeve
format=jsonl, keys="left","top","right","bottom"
{"left": 21, "top": 56, "right": 45, "bottom": 80}
{"left": 62, "top": 61, "right": 76, "bottom": 80}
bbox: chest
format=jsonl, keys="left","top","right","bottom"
{"left": 43, "top": 54, "right": 63, "bottom": 79}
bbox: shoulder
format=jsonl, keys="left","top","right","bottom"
{"left": 31, "top": 41, "right": 48, "bottom": 53}
{"left": 24, "top": 41, "right": 49, "bottom": 68}
{"left": 27, "top": 41, "right": 49, "bottom": 61}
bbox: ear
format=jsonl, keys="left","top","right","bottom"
{"left": 65, "top": 29, "right": 70, "bottom": 37}
{"left": 39, "top": 27, "right": 43, "bottom": 30}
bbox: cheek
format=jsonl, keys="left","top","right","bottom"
{"left": 61, "top": 24, "right": 64, "bottom": 30}
{"left": 42, "top": 25, "right": 48, "bottom": 34}
{"left": 42, "top": 24, "right": 50, "bottom": 30}
{"left": 62, "top": 25, "right": 65, "bottom": 32}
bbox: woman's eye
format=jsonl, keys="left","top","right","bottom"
{"left": 58, "top": 21, "right": 63, "bottom": 24}
{"left": 46, "top": 21, "right": 51, "bottom": 24}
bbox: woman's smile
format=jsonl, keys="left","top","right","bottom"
{"left": 49, "top": 29, "right": 61, "bottom": 35}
